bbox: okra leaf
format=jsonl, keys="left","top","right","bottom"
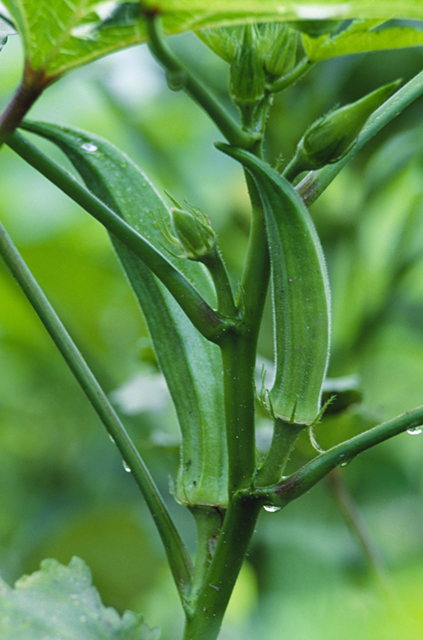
{"left": 22, "top": 120, "right": 228, "bottom": 507}
{"left": 0, "top": 557, "right": 159, "bottom": 640}
{"left": 303, "top": 18, "right": 423, "bottom": 62}
{"left": 2, "top": 0, "right": 421, "bottom": 79}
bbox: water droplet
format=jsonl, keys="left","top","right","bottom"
{"left": 81, "top": 142, "right": 98, "bottom": 153}
{"left": 339, "top": 461, "right": 350, "bottom": 467}
{"left": 122, "top": 460, "right": 131, "bottom": 472}
{"left": 407, "top": 426, "right": 423, "bottom": 436}
{"left": 263, "top": 504, "right": 282, "bottom": 513}
{"left": 108, "top": 434, "right": 115, "bottom": 443}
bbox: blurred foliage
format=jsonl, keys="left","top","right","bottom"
{"left": 1, "top": 23, "right": 423, "bottom": 640}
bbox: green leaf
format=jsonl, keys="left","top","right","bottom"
{"left": 2, "top": 0, "right": 423, "bottom": 78}
{"left": 22, "top": 120, "right": 228, "bottom": 507}
{"left": 303, "top": 19, "right": 423, "bottom": 61}
{"left": 0, "top": 556, "right": 160, "bottom": 639}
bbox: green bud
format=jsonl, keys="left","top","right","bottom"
{"left": 197, "top": 26, "right": 244, "bottom": 64}
{"left": 292, "top": 80, "right": 401, "bottom": 172}
{"left": 171, "top": 205, "right": 216, "bottom": 261}
{"left": 263, "top": 24, "right": 298, "bottom": 78}
{"left": 229, "top": 25, "right": 266, "bottom": 107}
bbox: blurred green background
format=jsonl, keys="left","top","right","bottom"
{"left": 1, "top": 24, "right": 423, "bottom": 640}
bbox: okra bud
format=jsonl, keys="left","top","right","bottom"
{"left": 229, "top": 24, "right": 266, "bottom": 107}
{"left": 170, "top": 202, "right": 216, "bottom": 261}
{"left": 263, "top": 24, "right": 298, "bottom": 78}
{"left": 289, "top": 80, "right": 401, "bottom": 174}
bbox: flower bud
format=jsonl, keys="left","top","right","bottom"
{"left": 263, "top": 24, "right": 298, "bottom": 78}
{"left": 229, "top": 25, "right": 266, "bottom": 107}
{"left": 292, "top": 80, "right": 401, "bottom": 172}
{"left": 171, "top": 205, "right": 216, "bottom": 261}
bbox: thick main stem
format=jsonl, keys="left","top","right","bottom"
{"left": 220, "top": 332, "right": 257, "bottom": 493}
{"left": 183, "top": 495, "right": 262, "bottom": 640}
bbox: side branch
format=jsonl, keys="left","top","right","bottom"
{"left": 256, "top": 405, "right": 423, "bottom": 507}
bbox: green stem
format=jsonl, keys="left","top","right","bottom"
{"left": 220, "top": 332, "right": 257, "bottom": 494}
{"left": 258, "top": 404, "right": 423, "bottom": 507}
{"left": 7, "top": 131, "right": 226, "bottom": 342}
{"left": 183, "top": 494, "right": 262, "bottom": 640}
{"left": 189, "top": 507, "right": 225, "bottom": 604}
{"left": 297, "top": 68, "right": 423, "bottom": 206}
{"left": 267, "top": 57, "right": 313, "bottom": 94}
{"left": 200, "top": 246, "right": 237, "bottom": 317}
{"left": 145, "top": 15, "right": 259, "bottom": 149}
{"left": 255, "top": 419, "right": 303, "bottom": 487}
{"left": 0, "top": 218, "right": 193, "bottom": 601}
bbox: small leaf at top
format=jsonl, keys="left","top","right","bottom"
{"left": 0, "top": 556, "right": 160, "bottom": 640}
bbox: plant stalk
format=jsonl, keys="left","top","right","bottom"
{"left": 183, "top": 494, "right": 262, "bottom": 640}
{"left": 258, "top": 404, "right": 423, "bottom": 507}
{"left": 145, "top": 15, "right": 259, "bottom": 149}
{"left": 0, "top": 218, "right": 194, "bottom": 601}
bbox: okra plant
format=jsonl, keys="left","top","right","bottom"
{"left": 1, "top": 1, "right": 423, "bottom": 639}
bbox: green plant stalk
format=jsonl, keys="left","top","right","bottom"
{"left": 145, "top": 15, "right": 259, "bottom": 149}
{"left": 7, "top": 131, "right": 225, "bottom": 342}
{"left": 189, "top": 507, "right": 224, "bottom": 603}
{"left": 0, "top": 218, "right": 193, "bottom": 602}
{"left": 220, "top": 331, "right": 257, "bottom": 494}
{"left": 267, "top": 56, "right": 313, "bottom": 94}
{"left": 255, "top": 419, "right": 303, "bottom": 487}
{"left": 200, "top": 246, "right": 237, "bottom": 317}
{"left": 258, "top": 404, "right": 423, "bottom": 507}
{"left": 183, "top": 494, "right": 262, "bottom": 640}
{"left": 297, "top": 68, "right": 423, "bottom": 205}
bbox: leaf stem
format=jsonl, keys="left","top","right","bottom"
{"left": 145, "top": 15, "right": 259, "bottom": 149}
{"left": 0, "top": 217, "right": 193, "bottom": 601}
{"left": 7, "top": 130, "right": 227, "bottom": 342}
{"left": 257, "top": 404, "right": 423, "bottom": 507}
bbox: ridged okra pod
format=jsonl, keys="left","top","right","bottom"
{"left": 218, "top": 144, "right": 330, "bottom": 426}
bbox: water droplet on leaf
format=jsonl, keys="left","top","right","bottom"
{"left": 122, "top": 460, "right": 131, "bottom": 472}
{"left": 81, "top": 142, "right": 98, "bottom": 153}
